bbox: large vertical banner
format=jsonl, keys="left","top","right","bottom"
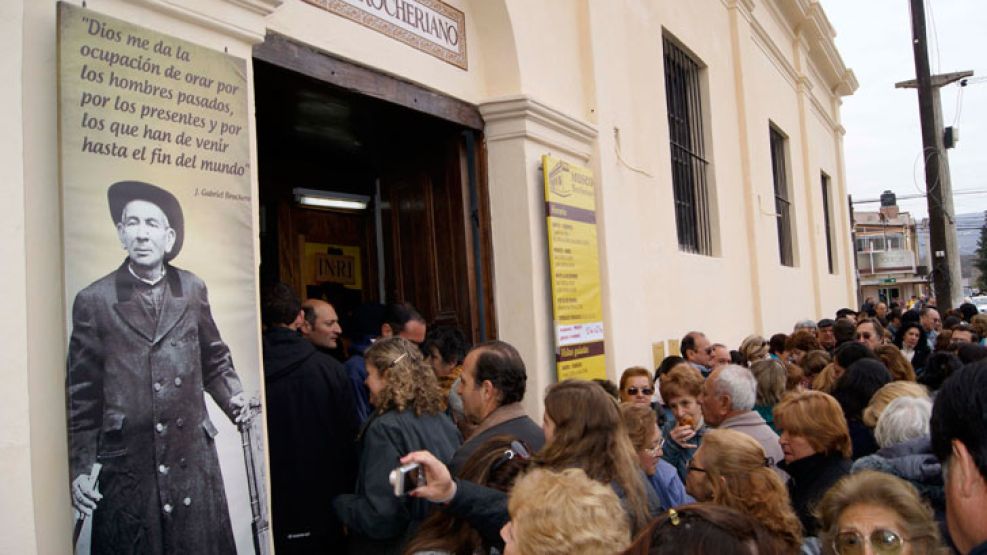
{"left": 57, "top": 3, "right": 269, "bottom": 554}
{"left": 543, "top": 155, "right": 607, "bottom": 381}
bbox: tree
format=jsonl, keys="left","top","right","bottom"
{"left": 976, "top": 211, "right": 987, "bottom": 292}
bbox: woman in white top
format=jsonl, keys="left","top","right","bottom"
{"left": 892, "top": 321, "right": 930, "bottom": 372}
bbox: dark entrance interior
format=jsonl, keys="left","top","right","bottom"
{"left": 253, "top": 54, "right": 494, "bottom": 344}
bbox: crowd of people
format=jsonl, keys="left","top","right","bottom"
{"left": 260, "top": 283, "right": 987, "bottom": 555}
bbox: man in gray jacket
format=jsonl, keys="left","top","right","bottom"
{"left": 700, "top": 364, "right": 786, "bottom": 477}
{"left": 449, "top": 341, "right": 545, "bottom": 473}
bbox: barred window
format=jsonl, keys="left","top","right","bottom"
{"left": 663, "top": 37, "right": 712, "bottom": 255}
{"left": 770, "top": 126, "right": 793, "bottom": 266}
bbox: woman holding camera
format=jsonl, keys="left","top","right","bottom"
{"left": 333, "top": 337, "right": 462, "bottom": 555}
{"left": 399, "top": 379, "right": 659, "bottom": 552}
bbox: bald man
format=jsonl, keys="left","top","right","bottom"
{"left": 301, "top": 299, "right": 342, "bottom": 351}
{"left": 302, "top": 298, "right": 373, "bottom": 423}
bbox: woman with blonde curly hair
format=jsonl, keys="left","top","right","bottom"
{"left": 684, "top": 429, "right": 803, "bottom": 553}
{"left": 814, "top": 471, "right": 948, "bottom": 555}
{"left": 500, "top": 468, "right": 631, "bottom": 555}
{"left": 333, "top": 336, "right": 461, "bottom": 554}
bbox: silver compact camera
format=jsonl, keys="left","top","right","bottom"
{"left": 388, "top": 462, "right": 426, "bottom": 496}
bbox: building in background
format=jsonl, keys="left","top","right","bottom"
{"left": 3, "top": 1, "right": 857, "bottom": 551}
{"left": 917, "top": 212, "right": 985, "bottom": 297}
{"left": 854, "top": 191, "right": 929, "bottom": 305}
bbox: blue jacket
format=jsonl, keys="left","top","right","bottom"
{"left": 343, "top": 338, "right": 374, "bottom": 425}
{"left": 647, "top": 459, "right": 694, "bottom": 509}
{"left": 661, "top": 419, "right": 708, "bottom": 482}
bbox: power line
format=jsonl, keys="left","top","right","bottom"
{"left": 851, "top": 189, "right": 987, "bottom": 204}
{"left": 952, "top": 81, "right": 965, "bottom": 126}
{"left": 926, "top": 0, "right": 942, "bottom": 74}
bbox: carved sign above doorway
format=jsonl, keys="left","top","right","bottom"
{"left": 302, "top": 0, "right": 468, "bottom": 69}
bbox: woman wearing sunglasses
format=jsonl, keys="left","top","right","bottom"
{"left": 814, "top": 471, "right": 947, "bottom": 555}
{"left": 619, "top": 367, "right": 655, "bottom": 406}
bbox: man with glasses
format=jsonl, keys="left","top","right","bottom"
{"left": 450, "top": 341, "right": 545, "bottom": 474}
{"left": 950, "top": 323, "right": 978, "bottom": 345}
{"left": 931, "top": 362, "right": 987, "bottom": 554}
{"left": 854, "top": 318, "right": 885, "bottom": 351}
{"left": 817, "top": 318, "right": 837, "bottom": 353}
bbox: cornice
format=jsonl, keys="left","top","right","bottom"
{"left": 801, "top": 1, "right": 857, "bottom": 96}
{"left": 757, "top": 0, "right": 856, "bottom": 97}
{"left": 226, "top": 0, "right": 282, "bottom": 16}
{"left": 720, "top": 0, "right": 755, "bottom": 14}
{"left": 479, "top": 95, "right": 597, "bottom": 162}
{"left": 129, "top": 0, "right": 279, "bottom": 44}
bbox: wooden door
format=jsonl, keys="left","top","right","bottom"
{"left": 381, "top": 136, "right": 480, "bottom": 339}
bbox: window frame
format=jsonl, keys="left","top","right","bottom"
{"left": 821, "top": 171, "right": 837, "bottom": 274}
{"left": 663, "top": 35, "right": 713, "bottom": 256}
{"left": 769, "top": 125, "right": 794, "bottom": 267}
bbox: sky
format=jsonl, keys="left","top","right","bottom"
{"left": 820, "top": 0, "right": 987, "bottom": 223}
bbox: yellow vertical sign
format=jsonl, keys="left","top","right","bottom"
{"left": 543, "top": 155, "right": 606, "bottom": 381}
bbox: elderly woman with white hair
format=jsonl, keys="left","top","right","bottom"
{"left": 851, "top": 393, "right": 945, "bottom": 523}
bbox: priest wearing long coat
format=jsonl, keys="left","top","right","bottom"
{"left": 67, "top": 181, "right": 247, "bottom": 554}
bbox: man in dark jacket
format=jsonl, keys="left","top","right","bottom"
{"left": 262, "top": 283, "right": 360, "bottom": 554}
{"left": 67, "top": 181, "right": 247, "bottom": 554}
{"left": 449, "top": 341, "right": 544, "bottom": 474}
{"left": 931, "top": 363, "right": 987, "bottom": 555}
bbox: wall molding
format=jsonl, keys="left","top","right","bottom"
{"left": 226, "top": 0, "right": 282, "bottom": 16}
{"left": 479, "top": 95, "right": 597, "bottom": 162}
{"left": 129, "top": 0, "right": 278, "bottom": 44}
{"left": 750, "top": 18, "right": 799, "bottom": 91}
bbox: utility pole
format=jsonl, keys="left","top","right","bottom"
{"left": 895, "top": 0, "right": 972, "bottom": 311}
